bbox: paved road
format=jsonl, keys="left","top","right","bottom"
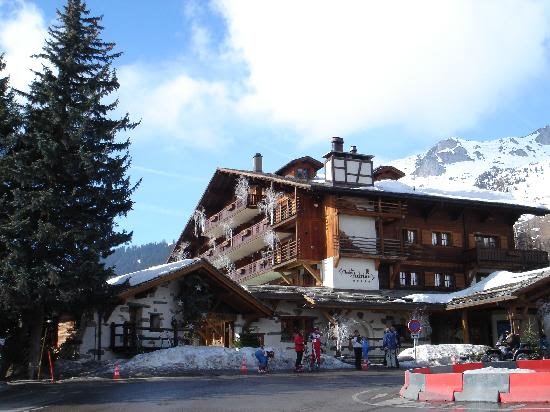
{"left": 1, "top": 369, "right": 550, "bottom": 411}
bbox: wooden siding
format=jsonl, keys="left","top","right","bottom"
{"left": 296, "top": 191, "right": 325, "bottom": 261}
{"left": 324, "top": 194, "right": 339, "bottom": 259}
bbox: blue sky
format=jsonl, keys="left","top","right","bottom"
{"left": 2, "top": 0, "right": 550, "bottom": 245}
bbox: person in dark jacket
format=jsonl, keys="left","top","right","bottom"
{"left": 351, "top": 330, "right": 363, "bottom": 370}
{"left": 383, "top": 328, "right": 398, "bottom": 368}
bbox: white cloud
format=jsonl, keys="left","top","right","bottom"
{"left": 217, "top": 0, "right": 550, "bottom": 143}
{"left": 0, "top": 1, "right": 46, "bottom": 91}
{"left": 117, "top": 63, "right": 238, "bottom": 150}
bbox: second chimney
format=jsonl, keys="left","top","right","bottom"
{"left": 331, "top": 136, "right": 344, "bottom": 152}
{"left": 253, "top": 153, "right": 263, "bottom": 173}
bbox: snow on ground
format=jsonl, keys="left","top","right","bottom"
{"left": 121, "top": 346, "right": 352, "bottom": 373}
{"left": 398, "top": 344, "right": 489, "bottom": 368}
{"left": 463, "top": 367, "right": 534, "bottom": 374}
{"left": 404, "top": 267, "right": 548, "bottom": 304}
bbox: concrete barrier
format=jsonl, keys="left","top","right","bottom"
{"left": 516, "top": 359, "right": 550, "bottom": 372}
{"left": 429, "top": 365, "right": 453, "bottom": 374}
{"left": 454, "top": 373, "right": 509, "bottom": 403}
{"left": 418, "top": 373, "right": 462, "bottom": 402}
{"left": 452, "top": 362, "right": 483, "bottom": 373}
{"left": 482, "top": 360, "right": 517, "bottom": 369}
{"left": 400, "top": 371, "right": 426, "bottom": 400}
{"left": 500, "top": 372, "right": 550, "bottom": 403}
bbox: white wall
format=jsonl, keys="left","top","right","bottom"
{"left": 339, "top": 214, "right": 376, "bottom": 238}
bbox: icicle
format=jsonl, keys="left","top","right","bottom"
{"left": 212, "top": 255, "right": 236, "bottom": 276}
{"left": 258, "top": 187, "right": 282, "bottom": 224}
{"left": 208, "top": 237, "right": 216, "bottom": 251}
{"left": 193, "top": 207, "right": 206, "bottom": 237}
{"left": 234, "top": 176, "right": 250, "bottom": 202}
{"left": 222, "top": 219, "right": 234, "bottom": 241}
{"left": 263, "top": 229, "right": 280, "bottom": 254}
{"left": 173, "top": 242, "right": 190, "bottom": 261}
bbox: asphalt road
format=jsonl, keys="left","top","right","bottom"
{"left": 2, "top": 369, "right": 550, "bottom": 412}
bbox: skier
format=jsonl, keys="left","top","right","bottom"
{"left": 309, "top": 326, "right": 322, "bottom": 369}
{"left": 350, "top": 330, "right": 363, "bottom": 370}
{"left": 383, "top": 328, "right": 398, "bottom": 368}
{"left": 293, "top": 330, "right": 305, "bottom": 372}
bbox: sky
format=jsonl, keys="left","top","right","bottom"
{"left": 1, "top": 0, "right": 550, "bottom": 246}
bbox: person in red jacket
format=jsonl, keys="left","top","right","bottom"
{"left": 293, "top": 330, "right": 305, "bottom": 371}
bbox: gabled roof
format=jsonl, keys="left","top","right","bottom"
{"left": 108, "top": 258, "right": 272, "bottom": 316}
{"left": 274, "top": 156, "right": 324, "bottom": 176}
{"left": 373, "top": 165, "right": 406, "bottom": 181}
{"left": 446, "top": 268, "right": 550, "bottom": 310}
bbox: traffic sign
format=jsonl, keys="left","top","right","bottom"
{"left": 407, "top": 319, "right": 422, "bottom": 334}
{"left": 410, "top": 333, "right": 420, "bottom": 339}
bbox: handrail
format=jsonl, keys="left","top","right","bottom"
{"left": 232, "top": 257, "right": 273, "bottom": 283}
{"left": 204, "top": 193, "right": 261, "bottom": 233}
{"left": 201, "top": 219, "right": 270, "bottom": 258}
{"left": 273, "top": 196, "right": 298, "bottom": 225}
{"left": 274, "top": 238, "right": 298, "bottom": 265}
{"left": 336, "top": 198, "right": 407, "bottom": 217}
{"left": 464, "top": 246, "right": 549, "bottom": 267}
{"left": 335, "top": 233, "right": 408, "bottom": 259}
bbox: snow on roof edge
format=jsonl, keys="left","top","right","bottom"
{"left": 107, "top": 258, "right": 200, "bottom": 287}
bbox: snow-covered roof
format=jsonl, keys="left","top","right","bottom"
{"left": 405, "top": 267, "right": 550, "bottom": 305}
{"left": 107, "top": 258, "right": 200, "bottom": 287}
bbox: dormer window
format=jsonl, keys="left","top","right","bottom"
{"left": 296, "top": 168, "right": 309, "bottom": 179}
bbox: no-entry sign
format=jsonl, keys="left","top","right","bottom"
{"left": 407, "top": 319, "right": 422, "bottom": 334}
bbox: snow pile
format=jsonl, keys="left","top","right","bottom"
{"left": 464, "top": 367, "right": 534, "bottom": 374}
{"left": 398, "top": 344, "right": 489, "bottom": 367}
{"left": 122, "top": 345, "right": 352, "bottom": 372}
{"left": 404, "top": 267, "right": 548, "bottom": 304}
{"left": 107, "top": 259, "right": 199, "bottom": 286}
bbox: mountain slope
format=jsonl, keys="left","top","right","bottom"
{"left": 392, "top": 126, "right": 550, "bottom": 209}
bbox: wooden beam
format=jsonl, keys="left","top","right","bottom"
{"left": 461, "top": 310, "right": 470, "bottom": 344}
{"left": 303, "top": 294, "right": 315, "bottom": 306}
{"left": 321, "top": 310, "right": 338, "bottom": 325}
{"left": 303, "top": 264, "right": 322, "bottom": 285}
{"left": 277, "top": 271, "right": 292, "bottom": 285}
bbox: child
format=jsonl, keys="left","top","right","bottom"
{"left": 309, "top": 327, "right": 322, "bottom": 369}
{"left": 293, "top": 330, "right": 305, "bottom": 372}
{"left": 255, "top": 346, "right": 268, "bottom": 373}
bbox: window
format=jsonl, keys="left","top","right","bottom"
{"left": 149, "top": 313, "right": 161, "bottom": 331}
{"left": 444, "top": 274, "right": 454, "bottom": 288}
{"left": 434, "top": 273, "right": 441, "bottom": 287}
{"left": 432, "top": 231, "right": 451, "bottom": 246}
{"left": 280, "top": 317, "right": 314, "bottom": 342}
{"left": 399, "top": 271, "right": 422, "bottom": 287}
{"left": 475, "top": 234, "right": 498, "bottom": 248}
{"left": 296, "top": 168, "right": 309, "bottom": 179}
{"left": 403, "top": 229, "right": 418, "bottom": 244}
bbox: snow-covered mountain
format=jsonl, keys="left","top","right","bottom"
{"left": 392, "top": 126, "right": 550, "bottom": 209}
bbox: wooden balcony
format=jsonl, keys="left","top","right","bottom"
{"left": 203, "top": 194, "right": 261, "bottom": 238}
{"left": 272, "top": 196, "right": 298, "bottom": 227}
{"left": 335, "top": 233, "right": 410, "bottom": 260}
{"left": 201, "top": 219, "right": 270, "bottom": 262}
{"left": 464, "top": 246, "right": 549, "bottom": 270}
{"left": 273, "top": 238, "right": 298, "bottom": 267}
{"left": 336, "top": 197, "right": 406, "bottom": 219}
{"left": 231, "top": 258, "right": 273, "bottom": 284}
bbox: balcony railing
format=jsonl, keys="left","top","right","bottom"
{"left": 231, "top": 258, "right": 273, "bottom": 283}
{"left": 273, "top": 238, "right": 298, "bottom": 266}
{"left": 464, "top": 246, "right": 549, "bottom": 269}
{"left": 336, "top": 198, "right": 407, "bottom": 218}
{"left": 335, "top": 233, "right": 410, "bottom": 259}
{"left": 201, "top": 219, "right": 270, "bottom": 259}
{"left": 203, "top": 193, "right": 261, "bottom": 235}
{"left": 272, "top": 196, "right": 298, "bottom": 226}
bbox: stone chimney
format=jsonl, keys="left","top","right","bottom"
{"left": 253, "top": 153, "right": 263, "bottom": 173}
{"left": 350, "top": 145, "right": 357, "bottom": 154}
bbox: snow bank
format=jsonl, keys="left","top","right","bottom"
{"left": 122, "top": 345, "right": 352, "bottom": 372}
{"left": 398, "top": 344, "right": 489, "bottom": 367}
{"left": 107, "top": 258, "right": 199, "bottom": 286}
{"left": 464, "top": 367, "right": 534, "bottom": 374}
{"left": 404, "top": 267, "right": 547, "bottom": 304}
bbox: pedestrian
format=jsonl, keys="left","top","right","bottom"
{"left": 361, "top": 335, "right": 369, "bottom": 365}
{"left": 351, "top": 330, "right": 363, "bottom": 370}
{"left": 293, "top": 330, "right": 305, "bottom": 372}
{"left": 309, "top": 326, "right": 322, "bottom": 369}
{"left": 390, "top": 326, "right": 400, "bottom": 368}
{"left": 255, "top": 346, "right": 268, "bottom": 373}
{"left": 383, "top": 328, "right": 398, "bottom": 368}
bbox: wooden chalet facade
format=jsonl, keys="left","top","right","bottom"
{"left": 170, "top": 137, "right": 548, "bottom": 293}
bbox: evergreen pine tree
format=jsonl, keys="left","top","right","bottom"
{"left": 0, "top": 1, "right": 139, "bottom": 378}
